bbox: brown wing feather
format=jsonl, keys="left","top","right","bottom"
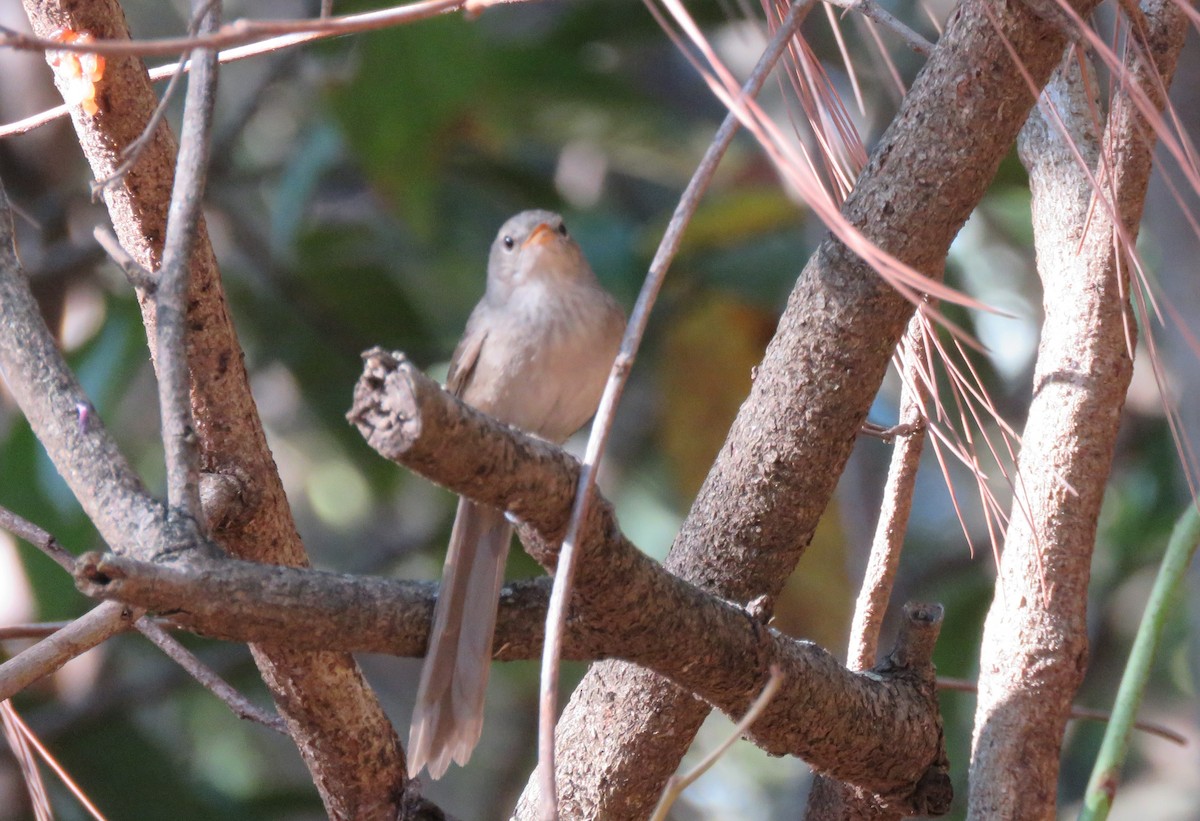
{"left": 446, "top": 326, "right": 485, "bottom": 398}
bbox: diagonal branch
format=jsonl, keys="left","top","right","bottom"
{"left": 847, "top": 316, "right": 931, "bottom": 672}
{"left": 0, "top": 602, "right": 136, "bottom": 702}
{"left": 536, "top": 4, "right": 813, "bottom": 811}
{"left": 134, "top": 618, "right": 287, "bottom": 733}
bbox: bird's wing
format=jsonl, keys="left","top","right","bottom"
{"left": 446, "top": 324, "right": 486, "bottom": 399}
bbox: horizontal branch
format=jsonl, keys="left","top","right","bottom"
{"left": 75, "top": 553, "right": 556, "bottom": 658}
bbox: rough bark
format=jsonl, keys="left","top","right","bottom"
{"left": 968, "top": 2, "right": 1189, "bottom": 816}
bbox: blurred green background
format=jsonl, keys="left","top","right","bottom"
{"left": 0, "top": 0, "right": 1197, "bottom": 818}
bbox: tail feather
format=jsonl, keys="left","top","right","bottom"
{"left": 408, "top": 499, "right": 512, "bottom": 779}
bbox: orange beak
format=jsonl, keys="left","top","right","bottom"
{"left": 522, "top": 222, "right": 556, "bottom": 250}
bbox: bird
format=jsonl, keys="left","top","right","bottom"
{"left": 407, "top": 209, "right": 626, "bottom": 779}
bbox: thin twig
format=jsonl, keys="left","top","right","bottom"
{"left": 156, "top": 0, "right": 221, "bottom": 525}
{"left": 90, "top": 47, "right": 192, "bottom": 195}
{"left": 649, "top": 666, "right": 786, "bottom": 821}
{"left": 845, "top": 316, "right": 929, "bottom": 671}
{"left": 535, "top": 2, "right": 813, "bottom": 815}
{"left": 135, "top": 619, "right": 289, "bottom": 734}
{"left": 1, "top": 32, "right": 317, "bottom": 138}
{"left": 0, "top": 602, "right": 137, "bottom": 702}
{"left": 0, "top": 619, "right": 178, "bottom": 640}
{"left": 92, "top": 226, "right": 155, "bottom": 291}
{"left": 0, "top": 0, "right": 464, "bottom": 59}
{"left": 936, "top": 676, "right": 1188, "bottom": 746}
{"left": 825, "top": 0, "right": 935, "bottom": 54}
{"left": 0, "top": 622, "right": 76, "bottom": 640}
{"left": 859, "top": 420, "right": 920, "bottom": 443}
{"left": 0, "top": 503, "right": 74, "bottom": 573}
{"left": 0, "top": 0, "right": 531, "bottom": 140}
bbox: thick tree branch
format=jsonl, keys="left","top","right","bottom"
{"left": 20, "top": 3, "right": 405, "bottom": 817}
{"left": 511, "top": 0, "right": 1104, "bottom": 814}
{"left": 970, "top": 0, "right": 1188, "bottom": 814}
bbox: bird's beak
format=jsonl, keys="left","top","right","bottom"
{"left": 522, "top": 223, "right": 556, "bottom": 250}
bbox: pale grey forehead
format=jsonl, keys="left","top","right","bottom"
{"left": 495, "top": 209, "right": 564, "bottom": 241}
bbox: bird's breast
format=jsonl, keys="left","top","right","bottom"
{"left": 462, "top": 283, "right": 623, "bottom": 443}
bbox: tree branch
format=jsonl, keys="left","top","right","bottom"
{"left": 1, "top": 0, "right": 464, "bottom": 59}
{"left": 156, "top": 0, "right": 220, "bottom": 526}
{"left": 808, "top": 315, "right": 931, "bottom": 820}
{"left": 19, "top": 3, "right": 405, "bottom": 817}
{"left": 73, "top": 549, "right": 948, "bottom": 812}
{"left": 847, "top": 316, "right": 930, "bottom": 672}
{"left": 0, "top": 171, "right": 163, "bottom": 559}
{"left": 970, "top": 0, "right": 1189, "bottom": 812}
{"left": 0, "top": 602, "right": 137, "bottom": 702}
{"left": 134, "top": 618, "right": 287, "bottom": 734}
{"left": 0, "top": 503, "right": 76, "bottom": 574}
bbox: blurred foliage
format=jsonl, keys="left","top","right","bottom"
{"left": 0, "top": 0, "right": 1197, "bottom": 818}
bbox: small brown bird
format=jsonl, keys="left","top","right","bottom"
{"left": 408, "top": 210, "right": 626, "bottom": 779}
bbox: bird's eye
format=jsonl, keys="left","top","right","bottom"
{"left": 557, "top": 222, "right": 569, "bottom": 237}
{"left": 503, "top": 235, "right": 515, "bottom": 250}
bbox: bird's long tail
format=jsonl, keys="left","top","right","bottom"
{"left": 408, "top": 498, "right": 512, "bottom": 779}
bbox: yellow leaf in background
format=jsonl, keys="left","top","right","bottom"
{"left": 660, "top": 294, "right": 776, "bottom": 500}
{"left": 641, "top": 187, "right": 800, "bottom": 260}
{"left": 773, "top": 505, "right": 854, "bottom": 656}
{"left": 660, "top": 292, "right": 852, "bottom": 653}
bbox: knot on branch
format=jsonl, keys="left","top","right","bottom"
{"left": 909, "top": 747, "right": 953, "bottom": 816}
{"left": 75, "top": 550, "right": 123, "bottom": 594}
{"left": 199, "top": 469, "right": 254, "bottom": 532}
